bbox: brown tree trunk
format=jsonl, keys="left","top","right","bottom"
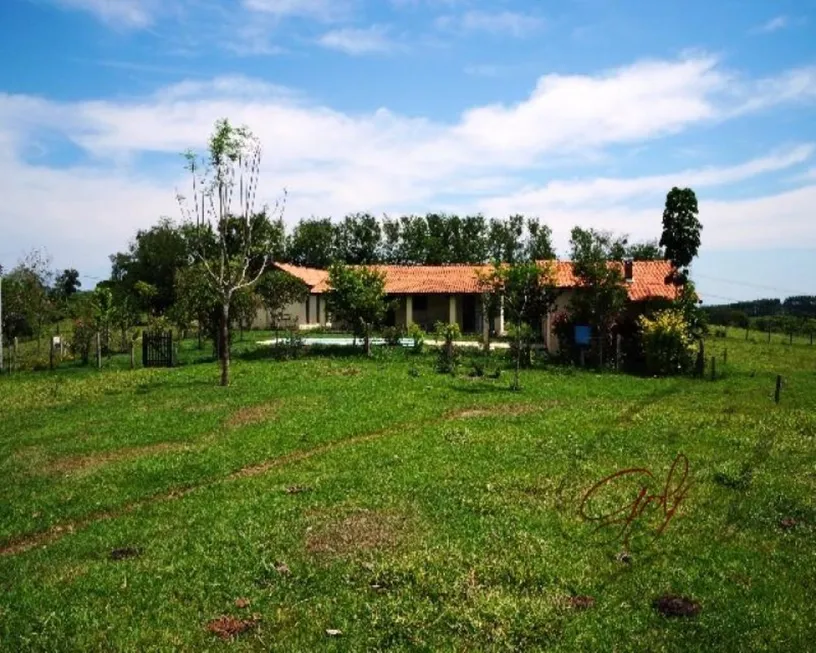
{"left": 220, "top": 302, "right": 230, "bottom": 387}
{"left": 364, "top": 326, "right": 371, "bottom": 357}
{"left": 514, "top": 331, "right": 521, "bottom": 391}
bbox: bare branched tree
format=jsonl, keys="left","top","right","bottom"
{"left": 177, "top": 118, "right": 286, "bottom": 386}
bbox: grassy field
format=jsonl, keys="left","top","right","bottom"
{"left": 0, "top": 333, "right": 814, "bottom": 651}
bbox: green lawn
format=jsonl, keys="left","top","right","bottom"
{"left": 0, "top": 334, "right": 814, "bottom": 651}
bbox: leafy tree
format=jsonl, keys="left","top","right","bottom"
{"left": 53, "top": 269, "right": 81, "bottom": 303}
{"left": 232, "top": 288, "right": 262, "bottom": 340}
{"left": 177, "top": 118, "right": 286, "bottom": 386}
{"left": 380, "top": 216, "right": 402, "bottom": 263}
{"left": 479, "top": 260, "right": 558, "bottom": 390}
{"left": 334, "top": 213, "right": 382, "bottom": 264}
{"left": 460, "top": 214, "right": 490, "bottom": 263}
{"left": 171, "top": 264, "right": 217, "bottom": 349}
{"left": 287, "top": 218, "right": 336, "bottom": 268}
{"left": 397, "top": 215, "right": 430, "bottom": 264}
{"left": 526, "top": 218, "right": 556, "bottom": 261}
{"left": 569, "top": 227, "right": 629, "bottom": 364}
{"left": 1, "top": 250, "right": 55, "bottom": 350}
{"left": 255, "top": 269, "right": 310, "bottom": 330}
{"left": 326, "top": 263, "right": 390, "bottom": 356}
{"left": 626, "top": 239, "right": 664, "bottom": 261}
{"left": 92, "top": 286, "right": 115, "bottom": 353}
{"left": 109, "top": 218, "right": 188, "bottom": 315}
{"left": 488, "top": 215, "right": 524, "bottom": 263}
{"left": 660, "top": 187, "right": 702, "bottom": 282}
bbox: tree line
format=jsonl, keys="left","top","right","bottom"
{"left": 1, "top": 119, "right": 704, "bottom": 384}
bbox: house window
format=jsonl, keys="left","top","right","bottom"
{"left": 413, "top": 296, "right": 428, "bottom": 311}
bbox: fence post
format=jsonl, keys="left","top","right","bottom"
{"left": 96, "top": 332, "right": 101, "bottom": 370}
{"left": 775, "top": 375, "right": 782, "bottom": 404}
{"left": 13, "top": 337, "right": 17, "bottom": 374}
{"left": 711, "top": 356, "right": 716, "bottom": 381}
{"left": 49, "top": 336, "right": 54, "bottom": 371}
{"left": 130, "top": 340, "right": 135, "bottom": 370}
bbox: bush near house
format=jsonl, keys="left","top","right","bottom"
{"left": 639, "top": 309, "right": 695, "bottom": 376}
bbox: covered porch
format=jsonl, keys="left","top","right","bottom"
{"left": 386, "top": 293, "right": 505, "bottom": 337}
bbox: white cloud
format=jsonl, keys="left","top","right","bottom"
{"left": 482, "top": 145, "right": 815, "bottom": 210}
{"left": 436, "top": 10, "right": 544, "bottom": 37}
{"left": 47, "top": 0, "right": 155, "bottom": 27}
{"left": 318, "top": 26, "right": 397, "bottom": 55}
{"left": 752, "top": 15, "right": 789, "bottom": 34}
{"left": 242, "top": 0, "right": 352, "bottom": 21}
{"left": 1, "top": 54, "right": 816, "bottom": 274}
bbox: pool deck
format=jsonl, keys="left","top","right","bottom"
{"left": 257, "top": 336, "right": 511, "bottom": 349}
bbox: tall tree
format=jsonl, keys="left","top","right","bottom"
{"left": 660, "top": 187, "right": 702, "bottom": 282}
{"left": 326, "top": 263, "right": 390, "bottom": 356}
{"left": 380, "top": 216, "right": 402, "bottom": 263}
{"left": 626, "top": 239, "right": 664, "bottom": 261}
{"left": 334, "top": 213, "right": 382, "bottom": 264}
{"left": 526, "top": 218, "right": 556, "bottom": 261}
{"left": 287, "top": 218, "right": 336, "bottom": 268}
{"left": 109, "top": 218, "right": 188, "bottom": 315}
{"left": 54, "top": 269, "right": 81, "bottom": 300}
{"left": 460, "top": 214, "right": 489, "bottom": 263}
{"left": 177, "top": 118, "right": 285, "bottom": 386}
{"left": 392, "top": 215, "right": 426, "bottom": 264}
{"left": 488, "top": 215, "right": 525, "bottom": 263}
{"left": 1, "top": 250, "right": 55, "bottom": 350}
{"left": 479, "top": 261, "right": 558, "bottom": 390}
{"left": 569, "top": 227, "right": 629, "bottom": 363}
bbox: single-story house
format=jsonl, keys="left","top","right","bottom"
{"left": 253, "top": 260, "right": 680, "bottom": 352}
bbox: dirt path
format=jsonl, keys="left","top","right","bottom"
{"left": 0, "top": 406, "right": 499, "bottom": 558}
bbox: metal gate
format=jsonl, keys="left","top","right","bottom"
{"left": 142, "top": 331, "right": 174, "bottom": 368}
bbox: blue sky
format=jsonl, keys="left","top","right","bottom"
{"left": 1, "top": 0, "right": 815, "bottom": 303}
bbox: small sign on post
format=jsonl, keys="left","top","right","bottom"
{"left": 575, "top": 325, "right": 591, "bottom": 368}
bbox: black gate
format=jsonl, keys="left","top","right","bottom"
{"left": 142, "top": 331, "right": 174, "bottom": 368}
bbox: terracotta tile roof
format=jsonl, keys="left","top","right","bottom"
{"left": 548, "top": 260, "right": 680, "bottom": 302}
{"left": 276, "top": 260, "right": 679, "bottom": 302}
{"left": 273, "top": 262, "right": 329, "bottom": 289}
{"left": 363, "top": 265, "right": 491, "bottom": 294}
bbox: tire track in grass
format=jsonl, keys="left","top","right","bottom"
{"left": 0, "top": 403, "right": 534, "bottom": 558}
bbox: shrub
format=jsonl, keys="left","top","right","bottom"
{"left": 71, "top": 318, "right": 96, "bottom": 364}
{"left": 639, "top": 309, "right": 694, "bottom": 376}
{"left": 408, "top": 323, "right": 426, "bottom": 353}
{"left": 270, "top": 331, "right": 304, "bottom": 361}
{"left": 434, "top": 321, "right": 461, "bottom": 374}
{"left": 381, "top": 326, "right": 403, "bottom": 347}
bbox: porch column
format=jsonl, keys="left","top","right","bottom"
{"left": 498, "top": 296, "right": 505, "bottom": 336}
{"left": 545, "top": 312, "right": 552, "bottom": 350}
{"left": 405, "top": 295, "right": 413, "bottom": 327}
{"left": 449, "top": 295, "right": 457, "bottom": 327}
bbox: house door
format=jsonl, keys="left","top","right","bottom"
{"left": 462, "top": 295, "right": 477, "bottom": 333}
